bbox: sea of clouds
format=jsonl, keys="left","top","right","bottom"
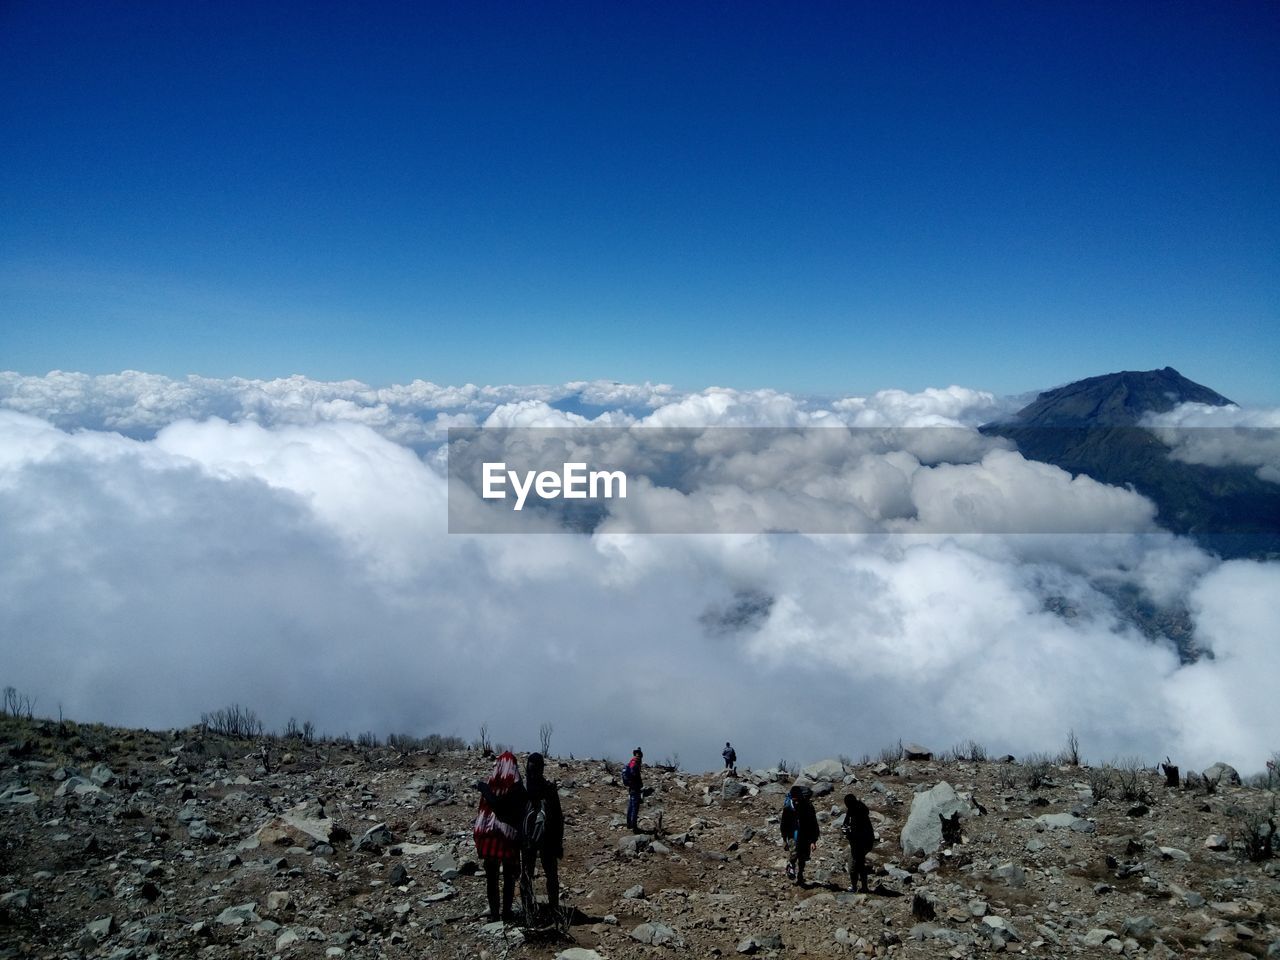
{"left": 1, "top": 370, "right": 1276, "bottom": 772}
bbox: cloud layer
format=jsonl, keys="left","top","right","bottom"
{"left": 1, "top": 372, "right": 1277, "bottom": 773}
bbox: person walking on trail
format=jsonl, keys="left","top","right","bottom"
{"left": 842, "top": 792, "right": 875, "bottom": 893}
{"left": 781, "top": 785, "right": 819, "bottom": 887}
{"left": 623, "top": 747, "right": 644, "bottom": 831}
{"left": 473, "top": 750, "right": 526, "bottom": 921}
{"left": 722, "top": 742, "right": 737, "bottom": 774}
{"left": 520, "top": 752, "right": 564, "bottom": 924}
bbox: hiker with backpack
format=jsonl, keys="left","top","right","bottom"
{"left": 623, "top": 747, "right": 644, "bottom": 831}
{"left": 841, "top": 792, "right": 876, "bottom": 893}
{"left": 722, "top": 742, "right": 737, "bottom": 774}
{"left": 780, "top": 785, "right": 819, "bottom": 887}
{"left": 473, "top": 750, "right": 527, "bottom": 922}
{"left": 520, "top": 752, "right": 564, "bottom": 923}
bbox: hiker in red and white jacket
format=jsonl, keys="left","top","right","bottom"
{"left": 623, "top": 747, "right": 644, "bottom": 831}
{"left": 473, "top": 750, "right": 526, "bottom": 921}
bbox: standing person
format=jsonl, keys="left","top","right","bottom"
{"left": 473, "top": 750, "right": 526, "bottom": 921}
{"left": 842, "top": 793, "right": 875, "bottom": 893}
{"left": 780, "top": 785, "right": 819, "bottom": 887}
{"left": 623, "top": 748, "right": 644, "bottom": 831}
{"left": 520, "top": 752, "right": 564, "bottom": 923}
{"left": 722, "top": 741, "right": 737, "bottom": 774}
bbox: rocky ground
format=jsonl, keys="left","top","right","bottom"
{"left": 1, "top": 715, "right": 1278, "bottom": 959}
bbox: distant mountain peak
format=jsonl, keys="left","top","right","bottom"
{"left": 1008, "top": 367, "right": 1234, "bottom": 427}
{"left": 979, "top": 368, "right": 1274, "bottom": 561}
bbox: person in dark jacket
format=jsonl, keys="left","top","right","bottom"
{"left": 473, "top": 751, "right": 526, "bottom": 921}
{"left": 520, "top": 752, "right": 565, "bottom": 921}
{"left": 722, "top": 742, "right": 737, "bottom": 773}
{"left": 842, "top": 793, "right": 875, "bottom": 892}
{"left": 780, "top": 785, "right": 820, "bottom": 887}
{"left": 624, "top": 748, "right": 644, "bottom": 831}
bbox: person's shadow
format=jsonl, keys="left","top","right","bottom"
{"left": 813, "top": 879, "right": 904, "bottom": 897}
{"left": 516, "top": 903, "right": 606, "bottom": 944}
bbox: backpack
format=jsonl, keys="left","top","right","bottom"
{"left": 622, "top": 759, "right": 635, "bottom": 788}
{"left": 524, "top": 797, "right": 547, "bottom": 847}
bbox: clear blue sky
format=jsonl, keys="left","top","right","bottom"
{"left": 2, "top": 1, "right": 1277, "bottom": 402}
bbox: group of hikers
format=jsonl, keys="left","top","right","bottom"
{"left": 471, "top": 751, "right": 564, "bottom": 922}
{"left": 783, "top": 784, "right": 876, "bottom": 890}
{"left": 471, "top": 742, "right": 878, "bottom": 923}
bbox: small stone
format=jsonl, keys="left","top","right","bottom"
{"left": 1035, "top": 812, "right": 1094, "bottom": 833}
{"left": 630, "top": 921, "right": 683, "bottom": 946}
{"left": 1202, "top": 926, "right": 1237, "bottom": 944}
{"left": 1122, "top": 916, "right": 1155, "bottom": 939}
{"left": 353, "top": 822, "right": 395, "bottom": 853}
{"left": 0, "top": 889, "right": 33, "bottom": 909}
{"left": 992, "top": 861, "right": 1026, "bottom": 888}
{"left": 216, "top": 902, "right": 260, "bottom": 926}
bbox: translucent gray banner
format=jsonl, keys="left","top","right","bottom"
{"left": 445, "top": 426, "right": 1280, "bottom": 538}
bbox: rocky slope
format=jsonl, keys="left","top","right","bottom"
{"left": 1, "top": 716, "right": 1277, "bottom": 958}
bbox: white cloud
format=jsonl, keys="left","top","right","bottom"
{"left": 0, "top": 375, "right": 1276, "bottom": 774}
{"left": 1143, "top": 401, "right": 1280, "bottom": 483}
{"left": 1163, "top": 561, "right": 1280, "bottom": 768}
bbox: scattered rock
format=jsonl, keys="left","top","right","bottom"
{"left": 54, "top": 776, "right": 102, "bottom": 798}
{"left": 353, "top": 823, "right": 395, "bottom": 853}
{"left": 800, "top": 758, "right": 846, "bottom": 781}
{"left": 630, "top": 921, "right": 683, "bottom": 947}
{"left": 0, "top": 785, "right": 38, "bottom": 805}
{"left": 216, "top": 902, "right": 260, "bottom": 926}
{"left": 991, "top": 861, "right": 1027, "bottom": 888}
{"left": 618, "top": 834, "right": 649, "bottom": 855}
{"left": 1035, "top": 812, "right": 1095, "bottom": 833}
{"left": 1, "top": 889, "right": 34, "bottom": 909}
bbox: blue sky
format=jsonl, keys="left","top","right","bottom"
{"left": 1, "top": 1, "right": 1277, "bottom": 402}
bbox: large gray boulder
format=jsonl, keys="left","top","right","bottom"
{"left": 801, "top": 758, "right": 847, "bottom": 781}
{"left": 900, "top": 782, "right": 979, "bottom": 856}
{"left": 241, "top": 802, "right": 344, "bottom": 851}
{"left": 1202, "top": 762, "right": 1241, "bottom": 785}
